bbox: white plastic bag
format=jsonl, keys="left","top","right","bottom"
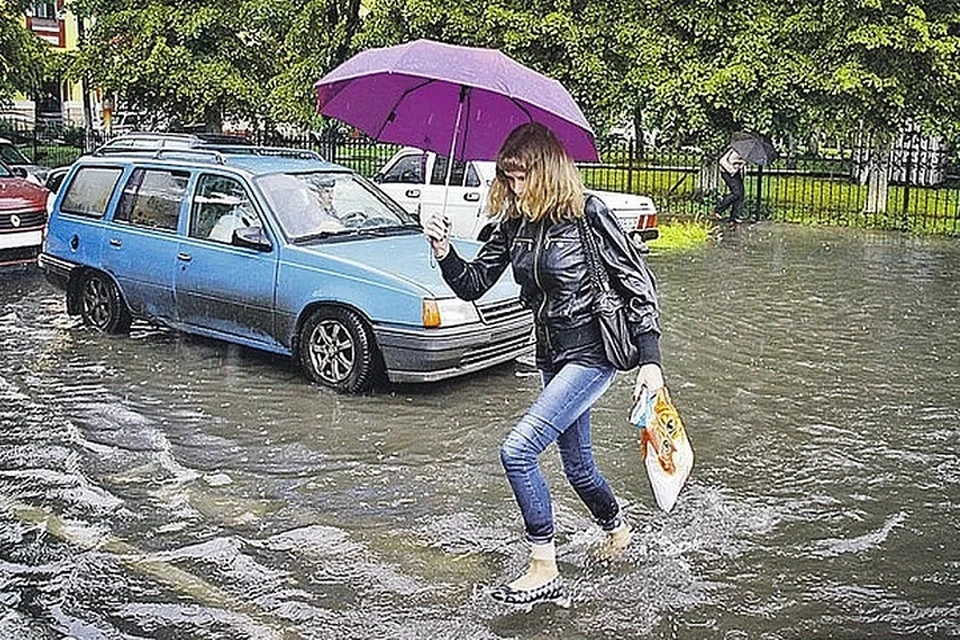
{"left": 630, "top": 386, "right": 694, "bottom": 513}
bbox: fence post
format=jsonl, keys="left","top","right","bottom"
{"left": 755, "top": 165, "right": 764, "bottom": 220}
{"left": 902, "top": 131, "right": 913, "bottom": 226}
{"left": 627, "top": 136, "right": 634, "bottom": 194}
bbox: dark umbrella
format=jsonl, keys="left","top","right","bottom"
{"left": 730, "top": 134, "right": 778, "bottom": 165}
{"left": 315, "top": 39, "right": 599, "bottom": 164}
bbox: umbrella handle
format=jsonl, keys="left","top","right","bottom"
{"left": 441, "top": 85, "right": 470, "bottom": 214}
{"left": 432, "top": 85, "right": 469, "bottom": 269}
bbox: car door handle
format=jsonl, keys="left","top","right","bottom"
{"left": 177, "top": 252, "right": 192, "bottom": 262}
{"left": 405, "top": 189, "right": 420, "bottom": 198}
{"left": 109, "top": 238, "right": 121, "bottom": 247}
{"left": 464, "top": 192, "right": 480, "bottom": 202}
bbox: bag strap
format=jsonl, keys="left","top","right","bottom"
{"left": 576, "top": 216, "right": 612, "bottom": 293}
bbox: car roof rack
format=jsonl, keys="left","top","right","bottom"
{"left": 93, "top": 131, "right": 254, "bottom": 154}
{"left": 217, "top": 146, "right": 324, "bottom": 161}
{"left": 153, "top": 148, "right": 226, "bottom": 164}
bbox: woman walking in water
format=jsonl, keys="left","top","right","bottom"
{"left": 424, "top": 123, "right": 666, "bottom": 608}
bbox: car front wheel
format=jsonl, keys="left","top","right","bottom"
{"left": 79, "top": 270, "right": 132, "bottom": 334}
{"left": 298, "top": 307, "right": 382, "bottom": 393}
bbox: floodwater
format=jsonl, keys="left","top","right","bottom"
{"left": 0, "top": 223, "right": 957, "bottom": 640}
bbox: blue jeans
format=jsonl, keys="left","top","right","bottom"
{"left": 500, "top": 362, "right": 622, "bottom": 543}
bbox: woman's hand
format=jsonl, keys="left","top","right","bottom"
{"left": 424, "top": 212, "right": 451, "bottom": 259}
{"left": 633, "top": 363, "right": 664, "bottom": 401}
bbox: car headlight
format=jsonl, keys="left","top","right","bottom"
{"left": 422, "top": 298, "right": 480, "bottom": 328}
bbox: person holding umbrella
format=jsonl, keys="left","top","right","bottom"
{"left": 713, "top": 145, "right": 747, "bottom": 223}
{"left": 425, "top": 123, "right": 666, "bottom": 608}
{"left": 713, "top": 133, "right": 778, "bottom": 223}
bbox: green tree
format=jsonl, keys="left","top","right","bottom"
{"left": 619, "top": 0, "right": 960, "bottom": 146}
{"left": 0, "top": 0, "right": 52, "bottom": 106}
{"left": 786, "top": 0, "right": 960, "bottom": 211}
{"left": 799, "top": 0, "right": 960, "bottom": 139}
{"left": 611, "top": 0, "right": 817, "bottom": 154}
{"left": 356, "top": 0, "right": 629, "bottom": 134}
{"left": 68, "top": 0, "right": 365, "bottom": 131}
{"left": 267, "top": 0, "right": 363, "bottom": 127}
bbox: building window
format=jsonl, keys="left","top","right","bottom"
{"left": 33, "top": 2, "right": 56, "bottom": 19}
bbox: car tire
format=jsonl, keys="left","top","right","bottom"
{"left": 79, "top": 270, "right": 132, "bottom": 334}
{"left": 298, "top": 307, "right": 382, "bottom": 393}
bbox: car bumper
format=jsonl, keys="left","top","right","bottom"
{"left": 0, "top": 227, "right": 43, "bottom": 266}
{"left": 375, "top": 314, "right": 534, "bottom": 384}
{"left": 630, "top": 228, "right": 659, "bottom": 242}
{"left": 38, "top": 251, "right": 75, "bottom": 286}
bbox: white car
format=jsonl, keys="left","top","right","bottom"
{"left": 0, "top": 136, "right": 50, "bottom": 185}
{"left": 373, "top": 148, "right": 659, "bottom": 245}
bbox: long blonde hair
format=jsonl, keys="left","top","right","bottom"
{"left": 488, "top": 123, "right": 585, "bottom": 222}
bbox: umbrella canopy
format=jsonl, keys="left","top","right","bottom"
{"left": 730, "top": 134, "right": 778, "bottom": 166}
{"left": 315, "top": 39, "right": 599, "bottom": 162}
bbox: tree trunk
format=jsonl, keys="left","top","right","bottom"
{"left": 698, "top": 158, "right": 720, "bottom": 197}
{"left": 632, "top": 105, "right": 644, "bottom": 159}
{"left": 863, "top": 133, "right": 892, "bottom": 214}
{"left": 204, "top": 107, "right": 223, "bottom": 134}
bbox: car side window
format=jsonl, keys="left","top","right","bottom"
{"left": 114, "top": 168, "right": 189, "bottom": 232}
{"left": 0, "top": 143, "right": 30, "bottom": 165}
{"left": 464, "top": 163, "right": 481, "bottom": 188}
{"left": 59, "top": 166, "right": 124, "bottom": 218}
{"left": 190, "top": 174, "right": 261, "bottom": 244}
{"left": 380, "top": 153, "right": 424, "bottom": 184}
{"left": 430, "top": 156, "right": 468, "bottom": 187}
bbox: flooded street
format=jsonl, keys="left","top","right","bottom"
{"left": 0, "top": 223, "right": 957, "bottom": 639}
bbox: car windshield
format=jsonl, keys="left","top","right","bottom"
{"left": 0, "top": 143, "right": 30, "bottom": 165}
{"left": 257, "top": 171, "right": 418, "bottom": 241}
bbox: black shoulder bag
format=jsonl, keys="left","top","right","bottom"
{"left": 576, "top": 216, "right": 642, "bottom": 371}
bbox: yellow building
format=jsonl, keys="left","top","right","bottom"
{"left": 12, "top": 1, "right": 91, "bottom": 127}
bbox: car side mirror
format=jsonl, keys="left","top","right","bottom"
{"left": 45, "top": 171, "right": 67, "bottom": 194}
{"left": 233, "top": 226, "right": 271, "bottom": 251}
{"left": 11, "top": 166, "right": 27, "bottom": 178}
{"left": 371, "top": 173, "right": 383, "bottom": 183}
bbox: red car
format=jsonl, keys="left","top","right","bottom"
{"left": 0, "top": 159, "right": 49, "bottom": 266}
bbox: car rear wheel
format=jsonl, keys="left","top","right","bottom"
{"left": 79, "top": 270, "right": 132, "bottom": 334}
{"left": 298, "top": 307, "right": 382, "bottom": 393}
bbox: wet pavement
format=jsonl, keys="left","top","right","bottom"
{"left": 0, "top": 222, "right": 958, "bottom": 639}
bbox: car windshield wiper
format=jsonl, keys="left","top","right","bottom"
{"left": 294, "top": 223, "right": 419, "bottom": 243}
{"left": 356, "top": 224, "right": 421, "bottom": 236}
{"left": 293, "top": 229, "right": 362, "bottom": 243}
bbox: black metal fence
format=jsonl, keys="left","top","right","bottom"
{"left": 262, "top": 129, "right": 960, "bottom": 236}
{"left": 4, "top": 117, "right": 958, "bottom": 236}
{"left": 581, "top": 133, "right": 960, "bottom": 235}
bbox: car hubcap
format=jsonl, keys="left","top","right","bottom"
{"left": 82, "top": 278, "right": 110, "bottom": 328}
{"left": 309, "top": 320, "right": 355, "bottom": 383}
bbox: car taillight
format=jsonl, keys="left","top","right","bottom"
{"left": 637, "top": 212, "right": 658, "bottom": 230}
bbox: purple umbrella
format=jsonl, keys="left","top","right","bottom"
{"left": 315, "top": 39, "right": 599, "bottom": 164}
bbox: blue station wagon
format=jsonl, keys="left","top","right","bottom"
{"left": 39, "top": 146, "right": 533, "bottom": 392}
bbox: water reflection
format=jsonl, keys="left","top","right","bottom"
{"left": 0, "top": 223, "right": 957, "bottom": 638}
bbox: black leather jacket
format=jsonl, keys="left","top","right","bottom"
{"left": 438, "top": 195, "right": 661, "bottom": 370}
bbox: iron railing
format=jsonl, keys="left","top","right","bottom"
{"left": 3, "top": 117, "right": 957, "bottom": 235}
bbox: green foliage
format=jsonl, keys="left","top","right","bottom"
{"left": 798, "top": 0, "right": 960, "bottom": 141}
{"left": 647, "top": 219, "right": 713, "bottom": 251}
{"left": 360, "top": 0, "right": 960, "bottom": 155}
{"left": 67, "top": 0, "right": 363, "bottom": 130}
{"left": 0, "top": 0, "right": 53, "bottom": 105}
{"left": 355, "top": 0, "right": 630, "bottom": 133}
{"left": 268, "top": 0, "right": 363, "bottom": 126}
{"left": 51, "top": 0, "right": 960, "bottom": 146}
